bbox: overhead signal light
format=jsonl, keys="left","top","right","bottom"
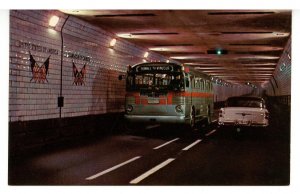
{"left": 207, "top": 49, "right": 228, "bottom": 55}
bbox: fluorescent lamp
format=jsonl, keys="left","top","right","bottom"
{"left": 144, "top": 51, "right": 149, "bottom": 58}
{"left": 110, "top": 38, "right": 117, "bottom": 47}
{"left": 49, "top": 16, "right": 59, "bottom": 27}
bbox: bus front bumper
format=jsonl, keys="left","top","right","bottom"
{"left": 125, "top": 114, "right": 186, "bottom": 124}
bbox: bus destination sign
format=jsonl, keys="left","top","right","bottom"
{"left": 137, "top": 66, "right": 173, "bottom": 72}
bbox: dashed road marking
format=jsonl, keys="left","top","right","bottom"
{"left": 86, "top": 128, "right": 216, "bottom": 182}
{"left": 205, "top": 129, "right": 217, "bottom": 137}
{"left": 153, "top": 138, "right": 180, "bottom": 150}
{"left": 146, "top": 124, "right": 160, "bottom": 129}
{"left": 130, "top": 158, "right": 175, "bottom": 184}
{"left": 182, "top": 139, "right": 202, "bottom": 151}
{"left": 86, "top": 156, "right": 141, "bottom": 180}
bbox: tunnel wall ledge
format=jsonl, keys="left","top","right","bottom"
{"left": 9, "top": 112, "right": 124, "bottom": 157}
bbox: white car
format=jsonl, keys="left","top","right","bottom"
{"left": 218, "top": 96, "right": 269, "bottom": 127}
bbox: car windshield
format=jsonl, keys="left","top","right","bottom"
{"left": 126, "top": 72, "right": 184, "bottom": 91}
{"left": 226, "top": 98, "right": 264, "bottom": 108}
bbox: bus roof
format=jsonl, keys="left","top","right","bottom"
{"left": 131, "top": 62, "right": 181, "bottom": 68}
{"left": 129, "top": 62, "right": 211, "bottom": 80}
{"left": 184, "top": 65, "right": 211, "bottom": 79}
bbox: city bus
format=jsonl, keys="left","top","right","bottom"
{"left": 122, "top": 62, "right": 214, "bottom": 129}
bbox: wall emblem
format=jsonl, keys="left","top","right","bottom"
{"left": 72, "top": 62, "right": 86, "bottom": 85}
{"left": 29, "top": 53, "right": 50, "bottom": 83}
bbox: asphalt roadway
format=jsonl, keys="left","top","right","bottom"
{"left": 8, "top": 104, "right": 290, "bottom": 185}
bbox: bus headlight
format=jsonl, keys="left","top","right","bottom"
{"left": 175, "top": 105, "right": 183, "bottom": 113}
{"left": 126, "top": 105, "right": 133, "bottom": 113}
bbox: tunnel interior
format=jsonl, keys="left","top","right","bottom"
{"left": 8, "top": 10, "right": 291, "bottom": 184}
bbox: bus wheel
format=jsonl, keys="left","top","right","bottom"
{"left": 190, "top": 106, "right": 196, "bottom": 129}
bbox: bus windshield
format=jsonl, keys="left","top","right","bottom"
{"left": 126, "top": 72, "right": 184, "bottom": 91}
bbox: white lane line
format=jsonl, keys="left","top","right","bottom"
{"left": 146, "top": 124, "right": 160, "bottom": 129}
{"left": 86, "top": 156, "right": 141, "bottom": 180}
{"left": 130, "top": 158, "right": 175, "bottom": 184}
{"left": 153, "top": 138, "right": 179, "bottom": 150}
{"left": 182, "top": 139, "right": 202, "bottom": 151}
{"left": 205, "top": 129, "right": 217, "bottom": 137}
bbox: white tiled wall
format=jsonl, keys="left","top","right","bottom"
{"left": 263, "top": 37, "right": 291, "bottom": 96}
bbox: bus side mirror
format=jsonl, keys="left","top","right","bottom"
{"left": 118, "top": 75, "right": 124, "bottom": 80}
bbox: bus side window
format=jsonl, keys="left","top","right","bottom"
{"left": 191, "top": 77, "right": 195, "bottom": 88}
{"left": 207, "top": 81, "right": 210, "bottom": 91}
{"left": 200, "top": 79, "right": 203, "bottom": 90}
{"left": 195, "top": 78, "right": 198, "bottom": 88}
{"left": 205, "top": 80, "right": 209, "bottom": 91}
{"left": 185, "top": 77, "right": 190, "bottom": 88}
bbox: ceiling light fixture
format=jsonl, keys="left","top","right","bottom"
{"left": 144, "top": 51, "right": 149, "bottom": 58}
{"left": 117, "top": 33, "right": 133, "bottom": 38}
{"left": 49, "top": 16, "right": 59, "bottom": 27}
{"left": 110, "top": 38, "right": 117, "bottom": 48}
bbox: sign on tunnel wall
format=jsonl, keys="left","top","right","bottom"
{"left": 29, "top": 53, "right": 50, "bottom": 83}
{"left": 28, "top": 53, "right": 88, "bottom": 86}
{"left": 72, "top": 62, "right": 86, "bottom": 86}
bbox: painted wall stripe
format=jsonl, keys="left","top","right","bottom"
{"left": 126, "top": 91, "right": 213, "bottom": 105}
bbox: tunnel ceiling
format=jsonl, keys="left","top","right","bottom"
{"left": 61, "top": 10, "right": 291, "bottom": 85}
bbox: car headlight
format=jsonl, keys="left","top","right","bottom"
{"left": 175, "top": 105, "right": 183, "bottom": 113}
{"left": 126, "top": 105, "right": 133, "bottom": 113}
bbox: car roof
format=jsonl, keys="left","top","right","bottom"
{"left": 226, "top": 96, "right": 265, "bottom": 101}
